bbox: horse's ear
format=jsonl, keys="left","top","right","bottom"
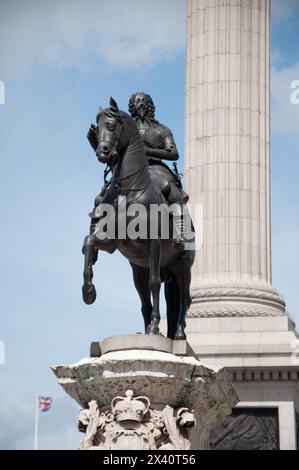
{"left": 110, "top": 97, "right": 119, "bottom": 113}
{"left": 96, "top": 106, "right": 102, "bottom": 123}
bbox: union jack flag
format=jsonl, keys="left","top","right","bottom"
{"left": 38, "top": 396, "right": 52, "bottom": 412}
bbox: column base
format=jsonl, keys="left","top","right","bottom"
{"left": 189, "top": 283, "right": 286, "bottom": 318}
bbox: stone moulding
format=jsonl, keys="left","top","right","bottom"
{"left": 189, "top": 285, "right": 286, "bottom": 317}
{"left": 188, "top": 307, "right": 285, "bottom": 318}
{"left": 191, "top": 286, "right": 285, "bottom": 305}
{"left": 230, "top": 369, "right": 299, "bottom": 383}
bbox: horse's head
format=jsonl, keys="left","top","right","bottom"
{"left": 96, "top": 97, "right": 129, "bottom": 165}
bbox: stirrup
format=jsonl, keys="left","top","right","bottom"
{"left": 173, "top": 238, "right": 185, "bottom": 250}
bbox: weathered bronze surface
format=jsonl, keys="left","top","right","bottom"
{"left": 82, "top": 96, "right": 195, "bottom": 340}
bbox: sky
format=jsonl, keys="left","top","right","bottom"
{"left": 0, "top": 0, "right": 298, "bottom": 450}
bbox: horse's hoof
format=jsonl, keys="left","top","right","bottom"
{"left": 146, "top": 325, "right": 160, "bottom": 335}
{"left": 174, "top": 327, "right": 186, "bottom": 341}
{"left": 82, "top": 284, "right": 97, "bottom": 305}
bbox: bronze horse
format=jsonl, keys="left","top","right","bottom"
{"left": 82, "top": 98, "right": 195, "bottom": 340}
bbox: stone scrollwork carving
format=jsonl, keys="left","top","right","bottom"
{"left": 78, "top": 390, "right": 195, "bottom": 450}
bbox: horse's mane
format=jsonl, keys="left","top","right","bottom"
{"left": 117, "top": 110, "right": 140, "bottom": 140}
{"left": 96, "top": 108, "right": 132, "bottom": 125}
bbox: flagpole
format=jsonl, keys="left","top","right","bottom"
{"left": 34, "top": 396, "right": 39, "bottom": 450}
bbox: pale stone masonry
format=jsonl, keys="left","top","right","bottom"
{"left": 52, "top": 335, "right": 238, "bottom": 450}
{"left": 184, "top": 0, "right": 299, "bottom": 450}
{"left": 185, "top": 0, "right": 277, "bottom": 307}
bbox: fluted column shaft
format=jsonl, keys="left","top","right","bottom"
{"left": 185, "top": 0, "right": 271, "bottom": 287}
{"left": 185, "top": 0, "right": 285, "bottom": 317}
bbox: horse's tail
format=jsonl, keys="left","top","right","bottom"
{"left": 164, "top": 276, "right": 180, "bottom": 339}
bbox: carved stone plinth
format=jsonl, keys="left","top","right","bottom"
{"left": 52, "top": 335, "right": 239, "bottom": 450}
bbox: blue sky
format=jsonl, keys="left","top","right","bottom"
{"left": 0, "top": 0, "right": 298, "bottom": 449}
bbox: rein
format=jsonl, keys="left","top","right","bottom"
{"left": 115, "top": 161, "right": 147, "bottom": 185}
{"left": 114, "top": 161, "right": 150, "bottom": 199}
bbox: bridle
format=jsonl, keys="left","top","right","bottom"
{"left": 98, "top": 111, "right": 122, "bottom": 164}
{"left": 97, "top": 110, "right": 122, "bottom": 184}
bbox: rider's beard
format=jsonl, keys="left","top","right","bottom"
{"left": 137, "top": 107, "right": 146, "bottom": 120}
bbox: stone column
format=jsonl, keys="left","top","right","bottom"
{"left": 185, "top": 0, "right": 285, "bottom": 318}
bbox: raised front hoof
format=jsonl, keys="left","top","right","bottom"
{"left": 82, "top": 284, "right": 97, "bottom": 305}
{"left": 174, "top": 327, "right": 186, "bottom": 341}
{"left": 146, "top": 325, "right": 160, "bottom": 336}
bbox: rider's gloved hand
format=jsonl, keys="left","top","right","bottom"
{"left": 87, "top": 124, "right": 98, "bottom": 151}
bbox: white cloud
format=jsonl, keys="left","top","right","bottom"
{"left": 271, "top": 62, "right": 299, "bottom": 135}
{"left": 0, "top": 0, "right": 186, "bottom": 77}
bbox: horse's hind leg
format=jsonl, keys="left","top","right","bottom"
{"left": 164, "top": 276, "right": 180, "bottom": 339}
{"left": 175, "top": 283, "right": 191, "bottom": 340}
{"left": 171, "top": 257, "right": 192, "bottom": 340}
{"left": 147, "top": 239, "right": 161, "bottom": 335}
{"left": 82, "top": 234, "right": 97, "bottom": 304}
{"left": 130, "top": 263, "right": 152, "bottom": 332}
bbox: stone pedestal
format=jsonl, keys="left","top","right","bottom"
{"left": 183, "top": 315, "right": 299, "bottom": 449}
{"left": 52, "top": 335, "right": 238, "bottom": 450}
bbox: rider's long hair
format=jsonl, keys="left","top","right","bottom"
{"left": 128, "top": 92, "right": 159, "bottom": 124}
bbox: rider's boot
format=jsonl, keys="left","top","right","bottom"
{"left": 171, "top": 203, "right": 193, "bottom": 250}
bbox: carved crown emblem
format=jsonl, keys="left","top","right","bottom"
{"left": 111, "top": 390, "right": 150, "bottom": 423}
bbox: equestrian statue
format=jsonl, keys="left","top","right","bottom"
{"left": 82, "top": 94, "right": 195, "bottom": 340}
